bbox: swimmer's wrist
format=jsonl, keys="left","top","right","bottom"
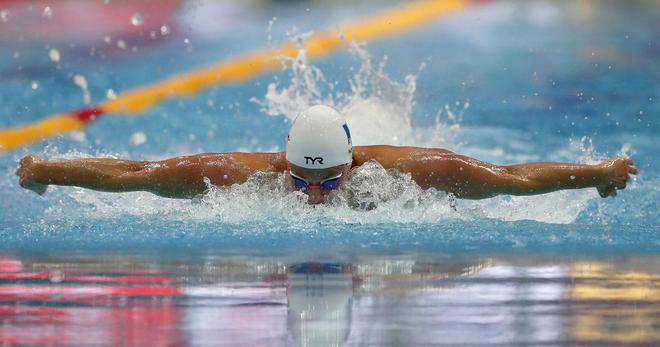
{"left": 31, "top": 161, "right": 49, "bottom": 184}
{"left": 564, "top": 164, "right": 605, "bottom": 188}
{"left": 592, "top": 163, "right": 608, "bottom": 185}
{"left": 31, "top": 161, "right": 60, "bottom": 185}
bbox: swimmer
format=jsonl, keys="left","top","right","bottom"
{"left": 16, "top": 105, "right": 637, "bottom": 204}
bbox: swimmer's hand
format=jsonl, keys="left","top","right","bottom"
{"left": 596, "top": 156, "right": 637, "bottom": 198}
{"left": 16, "top": 154, "right": 48, "bottom": 195}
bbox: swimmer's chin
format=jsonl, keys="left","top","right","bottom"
{"left": 306, "top": 197, "right": 325, "bottom": 205}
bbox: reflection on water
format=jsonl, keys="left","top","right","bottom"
{"left": 570, "top": 260, "right": 660, "bottom": 344}
{"left": 0, "top": 252, "right": 658, "bottom": 346}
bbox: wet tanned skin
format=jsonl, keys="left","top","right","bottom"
{"left": 17, "top": 145, "right": 637, "bottom": 202}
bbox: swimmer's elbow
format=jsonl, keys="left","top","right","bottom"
{"left": 451, "top": 167, "right": 534, "bottom": 199}
{"left": 499, "top": 166, "right": 545, "bottom": 196}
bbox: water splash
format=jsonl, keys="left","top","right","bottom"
{"left": 254, "top": 42, "right": 423, "bottom": 146}
{"left": 252, "top": 41, "right": 610, "bottom": 224}
{"left": 39, "top": 42, "right": 609, "bottom": 225}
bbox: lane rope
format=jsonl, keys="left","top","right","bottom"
{"left": 0, "top": 0, "right": 469, "bottom": 150}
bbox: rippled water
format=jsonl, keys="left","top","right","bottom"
{"left": 1, "top": 251, "right": 658, "bottom": 346}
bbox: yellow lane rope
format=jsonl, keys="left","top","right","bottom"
{"left": 0, "top": 0, "right": 469, "bottom": 150}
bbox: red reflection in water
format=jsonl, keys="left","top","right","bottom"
{"left": 0, "top": 0, "right": 180, "bottom": 43}
{"left": 0, "top": 256, "right": 184, "bottom": 346}
{"left": 1, "top": 305, "right": 183, "bottom": 346}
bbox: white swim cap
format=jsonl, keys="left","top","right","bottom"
{"left": 286, "top": 105, "right": 352, "bottom": 169}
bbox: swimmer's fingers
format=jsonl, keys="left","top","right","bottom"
{"left": 623, "top": 157, "right": 637, "bottom": 176}
{"left": 597, "top": 184, "right": 619, "bottom": 198}
{"left": 617, "top": 180, "right": 626, "bottom": 189}
{"left": 17, "top": 154, "right": 40, "bottom": 176}
{"left": 16, "top": 154, "right": 47, "bottom": 195}
{"left": 613, "top": 176, "right": 627, "bottom": 190}
{"left": 19, "top": 177, "right": 47, "bottom": 196}
{"left": 597, "top": 185, "right": 611, "bottom": 198}
{"left": 32, "top": 183, "right": 48, "bottom": 195}
{"left": 19, "top": 154, "right": 40, "bottom": 167}
{"left": 16, "top": 165, "right": 29, "bottom": 188}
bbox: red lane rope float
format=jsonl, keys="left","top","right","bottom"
{"left": 0, "top": 0, "right": 470, "bottom": 150}
{"left": 73, "top": 107, "right": 105, "bottom": 123}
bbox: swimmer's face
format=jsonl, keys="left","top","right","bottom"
{"left": 288, "top": 163, "right": 350, "bottom": 204}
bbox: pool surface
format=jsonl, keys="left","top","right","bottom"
{"left": 1, "top": 0, "right": 659, "bottom": 345}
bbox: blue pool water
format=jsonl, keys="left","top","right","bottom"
{"left": 0, "top": 0, "right": 659, "bottom": 345}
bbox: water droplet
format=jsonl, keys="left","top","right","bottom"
{"left": 31, "top": 81, "right": 39, "bottom": 90}
{"left": 116, "top": 40, "right": 127, "bottom": 49}
{"left": 42, "top": 6, "right": 52, "bottom": 18}
{"left": 103, "top": 35, "right": 111, "bottom": 43}
{"left": 106, "top": 89, "right": 117, "bottom": 100}
{"left": 570, "top": 175, "right": 576, "bottom": 180}
{"left": 0, "top": 10, "right": 8, "bottom": 22}
{"left": 48, "top": 48, "right": 60, "bottom": 62}
{"left": 184, "top": 38, "right": 190, "bottom": 44}
{"left": 73, "top": 75, "right": 87, "bottom": 87}
{"left": 70, "top": 131, "right": 86, "bottom": 142}
{"left": 130, "top": 12, "right": 143, "bottom": 26}
{"left": 73, "top": 74, "right": 91, "bottom": 104}
{"left": 129, "top": 132, "right": 147, "bottom": 146}
{"left": 160, "top": 25, "right": 170, "bottom": 36}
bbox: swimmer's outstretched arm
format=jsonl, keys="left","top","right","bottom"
{"left": 360, "top": 146, "right": 638, "bottom": 199}
{"left": 16, "top": 153, "right": 287, "bottom": 198}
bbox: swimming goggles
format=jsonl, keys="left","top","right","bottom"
{"left": 290, "top": 171, "right": 342, "bottom": 190}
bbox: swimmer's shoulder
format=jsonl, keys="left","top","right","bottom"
{"left": 352, "top": 145, "right": 454, "bottom": 168}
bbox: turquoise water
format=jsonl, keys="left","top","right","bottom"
{"left": 0, "top": 0, "right": 659, "bottom": 345}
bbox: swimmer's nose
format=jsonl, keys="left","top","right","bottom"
{"left": 306, "top": 189, "right": 325, "bottom": 204}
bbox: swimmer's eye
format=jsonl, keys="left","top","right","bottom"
{"left": 290, "top": 172, "right": 342, "bottom": 190}
{"left": 290, "top": 174, "right": 308, "bottom": 189}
